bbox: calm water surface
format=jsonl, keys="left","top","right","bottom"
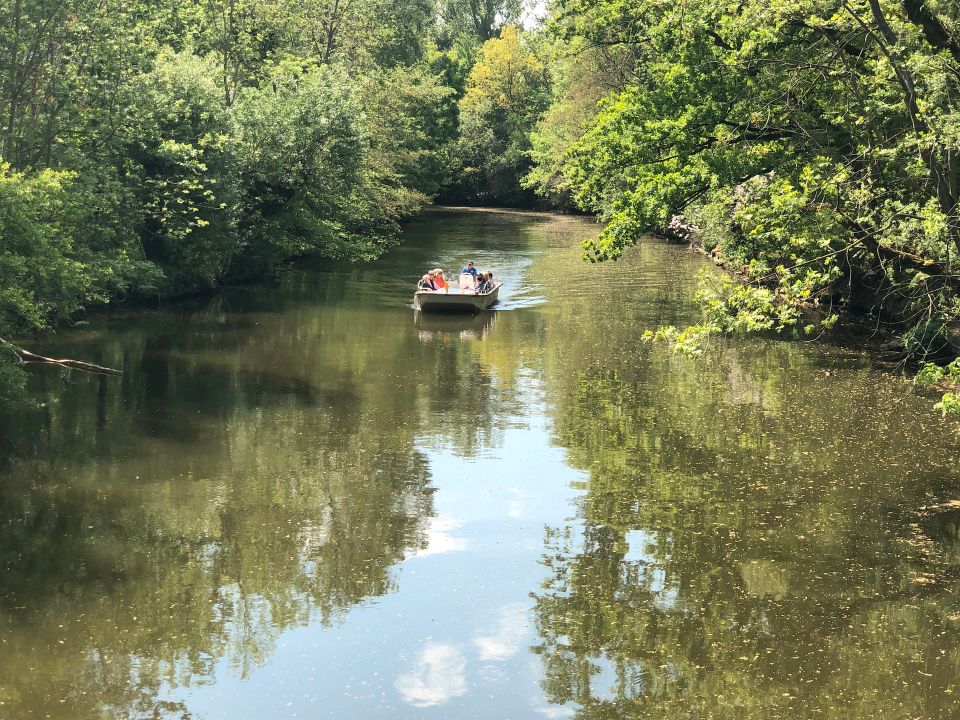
{"left": 2, "top": 208, "right": 960, "bottom": 719}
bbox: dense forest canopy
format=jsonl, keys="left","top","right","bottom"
{"left": 5, "top": 0, "right": 960, "bottom": 406}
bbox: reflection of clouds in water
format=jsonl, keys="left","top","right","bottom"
{"left": 395, "top": 643, "right": 467, "bottom": 707}
{"left": 410, "top": 515, "right": 467, "bottom": 558}
{"left": 473, "top": 602, "right": 529, "bottom": 662}
{"left": 536, "top": 705, "right": 576, "bottom": 719}
{"left": 506, "top": 487, "right": 526, "bottom": 518}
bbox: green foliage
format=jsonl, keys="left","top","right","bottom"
{"left": 523, "top": 46, "right": 622, "bottom": 206}
{"left": 699, "top": 274, "right": 803, "bottom": 334}
{"left": 525, "top": 0, "right": 960, "bottom": 417}
{"left": 934, "top": 392, "right": 960, "bottom": 416}
{"left": 450, "top": 26, "right": 552, "bottom": 205}
{"left": 125, "top": 50, "right": 243, "bottom": 291}
{"left": 903, "top": 319, "right": 951, "bottom": 359}
{"left": 915, "top": 362, "right": 947, "bottom": 387}
{"left": 0, "top": 348, "right": 26, "bottom": 408}
{"left": 437, "top": 0, "right": 524, "bottom": 46}
{"left": 0, "top": 0, "right": 492, "bottom": 400}
{"left": 361, "top": 66, "right": 458, "bottom": 198}
{"left": 646, "top": 267, "right": 840, "bottom": 355}
{"left": 915, "top": 359, "right": 960, "bottom": 416}
{"left": 234, "top": 63, "right": 371, "bottom": 266}
{"left": 641, "top": 323, "right": 712, "bottom": 356}
{"left": 0, "top": 163, "right": 156, "bottom": 336}
{"left": 687, "top": 190, "right": 735, "bottom": 252}
{"left": 529, "top": 0, "right": 960, "bottom": 343}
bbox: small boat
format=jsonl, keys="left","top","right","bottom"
{"left": 414, "top": 281, "right": 502, "bottom": 313}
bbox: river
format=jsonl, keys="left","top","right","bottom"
{"left": 1, "top": 208, "right": 959, "bottom": 719}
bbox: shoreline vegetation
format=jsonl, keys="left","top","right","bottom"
{"left": 526, "top": 0, "right": 960, "bottom": 415}
{"left": 5, "top": 0, "right": 960, "bottom": 412}
{"left": 0, "top": 0, "right": 544, "bottom": 403}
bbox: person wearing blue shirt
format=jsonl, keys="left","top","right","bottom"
{"left": 461, "top": 261, "right": 478, "bottom": 277}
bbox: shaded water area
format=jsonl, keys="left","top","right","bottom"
{"left": 1, "top": 208, "right": 960, "bottom": 719}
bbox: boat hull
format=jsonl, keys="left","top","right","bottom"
{"left": 414, "top": 284, "right": 500, "bottom": 313}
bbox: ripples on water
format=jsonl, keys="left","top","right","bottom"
{"left": 0, "top": 207, "right": 959, "bottom": 719}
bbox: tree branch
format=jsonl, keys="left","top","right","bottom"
{"left": 1, "top": 338, "right": 122, "bottom": 375}
{"left": 901, "top": 0, "right": 960, "bottom": 64}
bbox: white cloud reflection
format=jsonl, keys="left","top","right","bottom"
{"left": 410, "top": 515, "right": 467, "bottom": 558}
{"left": 395, "top": 643, "right": 467, "bottom": 707}
{"left": 506, "top": 488, "right": 527, "bottom": 518}
{"left": 535, "top": 703, "right": 577, "bottom": 719}
{"left": 473, "top": 602, "right": 530, "bottom": 662}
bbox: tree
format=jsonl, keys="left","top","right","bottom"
{"left": 451, "top": 25, "right": 551, "bottom": 204}
{"left": 124, "top": 50, "right": 243, "bottom": 291}
{"left": 438, "top": 0, "right": 524, "bottom": 45}
{"left": 0, "top": 162, "right": 155, "bottom": 337}
{"left": 530, "top": 0, "right": 960, "bottom": 382}
{"left": 524, "top": 44, "right": 633, "bottom": 206}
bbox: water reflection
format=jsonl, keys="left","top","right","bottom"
{"left": 1, "top": 209, "right": 959, "bottom": 719}
{"left": 532, "top": 334, "right": 960, "bottom": 719}
{"left": 0, "top": 208, "right": 581, "bottom": 719}
{"left": 414, "top": 309, "right": 496, "bottom": 341}
{"left": 409, "top": 514, "right": 468, "bottom": 558}
{"left": 473, "top": 602, "right": 529, "bottom": 662}
{"left": 395, "top": 642, "right": 468, "bottom": 707}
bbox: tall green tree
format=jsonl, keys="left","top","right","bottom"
{"left": 530, "top": 0, "right": 960, "bottom": 383}
{"left": 438, "top": 0, "right": 524, "bottom": 45}
{"left": 452, "top": 25, "right": 552, "bottom": 204}
{"left": 0, "top": 0, "right": 472, "bottom": 398}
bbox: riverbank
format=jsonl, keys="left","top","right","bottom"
{"left": 661, "top": 207, "right": 960, "bottom": 362}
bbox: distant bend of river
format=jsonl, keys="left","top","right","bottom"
{"left": 1, "top": 207, "right": 959, "bottom": 720}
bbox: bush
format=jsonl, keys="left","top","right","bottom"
{"left": 0, "top": 163, "right": 156, "bottom": 337}
{"left": 124, "top": 50, "right": 243, "bottom": 291}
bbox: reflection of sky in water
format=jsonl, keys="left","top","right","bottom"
{"left": 409, "top": 514, "right": 468, "bottom": 558}
{"left": 395, "top": 642, "right": 467, "bottom": 707}
{"left": 473, "top": 602, "right": 529, "bottom": 662}
{"left": 162, "top": 362, "right": 588, "bottom": 718}
{"left": 9, "top": 209, "right": 955, "bottom": 718}
{"left": 623, "top": 529, "right": 654, "bottom": 564}
{"left": 623, "top": 529, "right": 677, "bottom": 609}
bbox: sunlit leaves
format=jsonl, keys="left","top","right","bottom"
{"left": 528, "top": 0, "right": 960, "bottom": 403}
{"left": 453, "top": 26, "right": 552, "bottom": 203}
{"left": 0, "top": 162, "right": 156, "bottom": 335}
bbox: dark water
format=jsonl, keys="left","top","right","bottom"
{"left": 1, "top": 208, "right": 960, "bottom": 719}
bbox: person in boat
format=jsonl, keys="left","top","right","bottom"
{"left": 432, "top": 269, "right": 447, "bottom": 291}
{"left": 461, "top": 261, "right": 478, "bottom": 277}
{"left": 477, "top": 272, "right": 494, "bottom": 293}
{"left": 418, "top": 274, "right": 435, "bottom": 291}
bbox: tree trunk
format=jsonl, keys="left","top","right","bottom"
{"left": 5, "top": 0, "right": 23, "bottom": 161}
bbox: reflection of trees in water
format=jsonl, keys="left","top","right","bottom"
{"left": 0, "top": 240, "right": 550, "bottom": 717}
{"left": 0, "top": 210, "right": 594, "bottom": 718}
{"left": 0, "top": 405, "right": 434, "bottom": 718}
{"left": 0, "top": 304, "right": 450, "bottom": 718}
{"left": 534, "top": 339, "right": 960, "bottom": 719}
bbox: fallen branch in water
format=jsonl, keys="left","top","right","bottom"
{"left": 0, "top": 337, "right": 122, "bottom": 376}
